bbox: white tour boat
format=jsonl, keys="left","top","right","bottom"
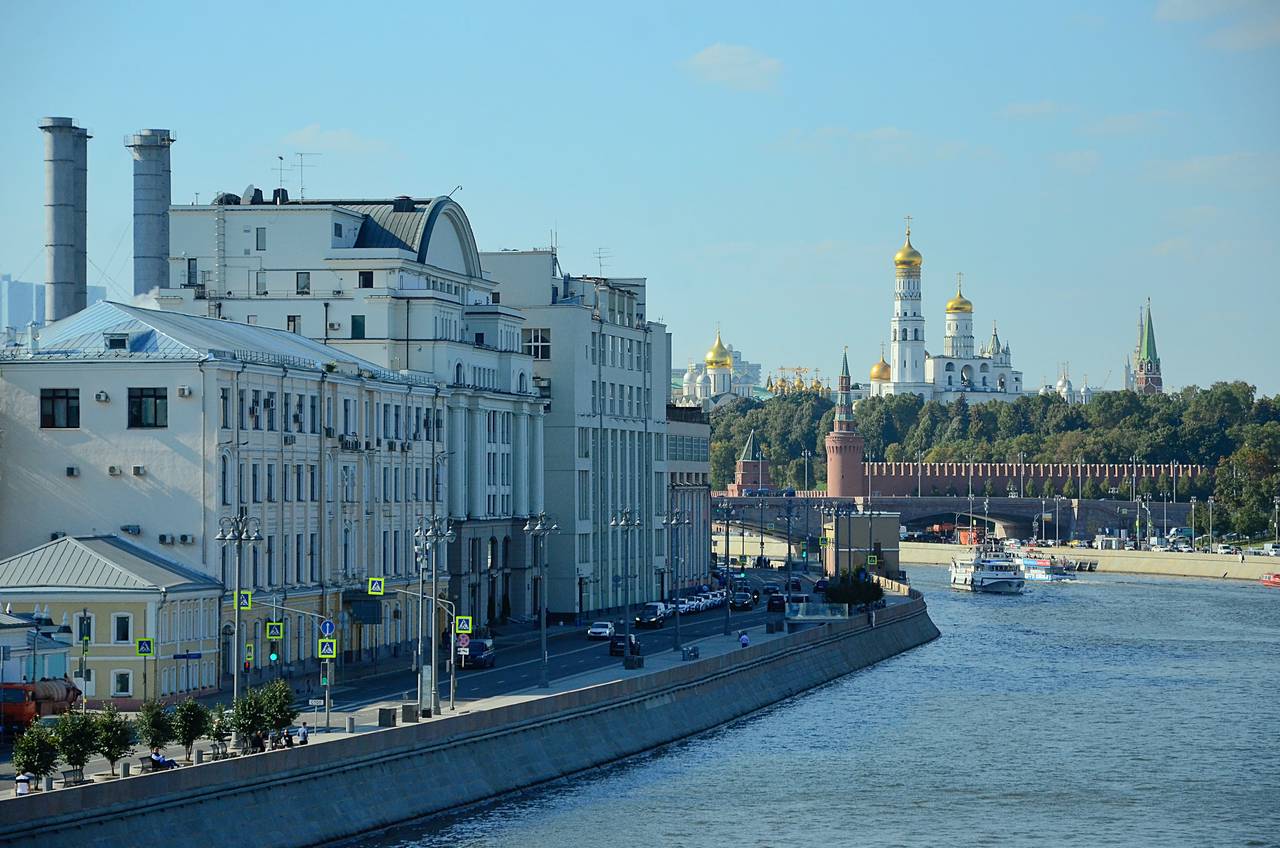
{"left": 1016, "top": 555, "right": 1074, "bottom": 582}
{"left": 950, "top": 547, "right": 1025, "bottom": 594}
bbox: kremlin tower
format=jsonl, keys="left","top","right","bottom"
{"left": 825, "top": 348, "right": 865, "bottom": 498}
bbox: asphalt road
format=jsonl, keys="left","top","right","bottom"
{"left": 328, "top": 567, "right": 814, "bottom": 711}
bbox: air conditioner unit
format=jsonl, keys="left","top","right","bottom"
{"left": 283, "top": 434, "right": 297, "bottom": 446}
{"left": 94, "top": 391, "right": 110, "bottom": 402}
{"left": 249, "top": 405, "right": 259, "bottom": 418}
{"left": 327, "top": 321, "right": 342, "bottom": 331}
{"left": 179, "top": 534, "right": 195, "bottom": 545}
{"left": 386, "top": 440, "right": 396, "bottom": 451}
{"left": 120, "top": 524, "right": 142, "bottom": 536}
{"left": 293, "top": 413, "right": 303, "bottom": 425}
{"left": 176, "top": 385, "right": 193, "bottom": 398}
{"left": 332, "top": 289, "right": 343, "bottom": 296}
{"left": 132, "top": 465, "right": 146, "bottom": 476}
{"left": 263, "top": 395, "right": 274, "bottom": 409}
{"left": 158, "top": 533, "right": 175, "bottom": 545}
{"left": 324, "top": 426, "right": 335, "bottom": 438}
{"left": 107, "top": 465, "right": 123, "bottom": 476}
{"left": 65, "top": 466, "right": 79, "bottom": 478}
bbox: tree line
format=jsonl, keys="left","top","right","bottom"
{"left": 709, "top": 382, "right": 1280, "bottom": 538}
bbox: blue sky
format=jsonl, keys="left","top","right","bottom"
{"left": 1, "top": 0, "right": 1277, "bottom": 393}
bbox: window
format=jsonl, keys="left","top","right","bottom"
{"left": 256, "top": 271, "right": 267, "bottom": 295}
{"left": 266, "top": 391, "right": 277, "bottom": 430}
{"left": 333, "top": 222, "right": 343, "bottom": 238}
{"left": 112, "top": 614, "right": 131, "bottom": 643}
{"left": 287, "top": 315, "right": 301, "bottom": 334}
{"left": 251, "top": 390, "right": 262, "bottom": 430}
{"left": 220, "top": 456, "right": 230, "bottom": 505}
{"left": 296, "top": 272, "right": 311, "bottom": 295}
{"left": 267, "top": 463, "right": 276, "bottom": 502}
{"left": 255, "top": 227, "right": 266, "bottom": 250}
{"left": 219, "top": 388, "right": 230, "bottom": 428}
{"left": 252, "top": 463, "right": 261, "bottom": 502}
{"left": 111, "top": 670, "right": 133, "bottom": 698}
{"left": 40, "top": 388, "right": 80, "bottom": 428}
{"left": 358, "top": 271, "right": 374, "bottom": 288}
{"left": 187, "top": 258, "right": 198, "bottom": 286}
{"left": 105, "top": 333, "right": 128, "bottom": 350}
{"left": 351, "top": 315, "right": 366, "bottom": 340}
{"left": 521, "top": 328, "right": 551, "bottom": 360}
{"left": 127, "top": 387, "right": 168, "bottom": 428}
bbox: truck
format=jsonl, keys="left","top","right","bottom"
{"left": 0, "top": 678, "right": 82, "bottom": 733}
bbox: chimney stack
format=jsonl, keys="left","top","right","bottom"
{"left": 39, "top": 117, "right": 89, "bottom": 322}
{"left": 125, "top": 128, "right": 175, "bottom": 295}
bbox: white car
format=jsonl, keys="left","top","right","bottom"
{"left": 679, "top": 597, "right": 698, "bottom": 614}
{"left": 586, "top": 621, "right": 615, "bottom": 640}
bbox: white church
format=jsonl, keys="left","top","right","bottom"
{"left": 867, "top": 223, "right": 1024, "bottom": 403}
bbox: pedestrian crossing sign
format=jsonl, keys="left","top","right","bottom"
{"left": 237, "top": 590, "right": 253, "bottom": 611}
{"left": 456, "top": 615, "right": 472, "bottom": 635}
{"left": 819, "top": 536, "right": 829, "bottom": 546}
{"left": 867, "top": 555, "right": 879, "bottom": 566}
{"left": 317, "top": 638, "right": 337, "bottom": 659}
{"left": 266, "top": 621, "right": 284, "bottom": 640}
{"left": 245, "top": 643, "right": 254, "bottom": 660}
{"left": 368, "top": 577, "right": 385, "bottom": 596}
{"left": 135, "top": 638, "right": 154, "bottom": 657}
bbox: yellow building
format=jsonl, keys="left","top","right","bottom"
{"left": 823, "top": 512, "right": 901, "bottom": 579}
{"left": 0, "top": 535, "right": 222, "bottom": 708}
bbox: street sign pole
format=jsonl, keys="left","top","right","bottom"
{"left": 324, "top": 660, "right": 332, "bottom": 732}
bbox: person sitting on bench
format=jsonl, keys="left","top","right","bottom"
{"left": 150, "top": 747, "right": 178, "bottom": 770}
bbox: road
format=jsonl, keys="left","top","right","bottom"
{"left": 327, "top": 566, "right": 813, "bottom": 712}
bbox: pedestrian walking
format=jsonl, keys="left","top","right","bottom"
{"left": 739, "top": 630, "right": 750, "bottom": 649}
{"left": 298, "top": 722, "right": 309, "bottom": 745}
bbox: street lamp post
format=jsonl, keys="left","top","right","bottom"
{"left": 1273, "top": 496, "right": 1279, "bottom": 544}
{"left": 523, "top": 513, "right": 557, "bottom": 688}
{"left": 1190, "top": 496, "right": 1198, "bottom": 550}
{"left": 413, "top": 515, "right": 453, "bottom": 715}
{"left": 665, "top": 510, "right": 690, "bottom": 651}
{"left": 215, "top": 513, "right": 262, "bottom": 706}
{"left": 719, "top": 500, "right": 733, "bottom": 636}
{"left": 610, "top": 509, "right": 641, "bottom": 666}
{"left": 1208, "top": 496, "right": 1215, "bottom": 552}
{"left": 1054, "top": 495, "right": 1063, "bottom": 547}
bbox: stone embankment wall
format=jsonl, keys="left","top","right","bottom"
{"left": 0, "top": 602, "right": 940, "bottom": 848}
{"left": 901, "top": 542, "right": 1272, "bottom": 581}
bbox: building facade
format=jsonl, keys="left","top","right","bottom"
{"left": 868, "top": 225, "right": 1024, "bottom": 402}
{"left": 154, "top": 193, "right": 544, "bottom": 630}
{"left": 481, "top": 249, "right": 678, "bottom": 619}
{"left": 0, "top": 301, "right": 456, "bottom": 692}
{"left": 664, "top": 404, "right": 713, "bottom": 595}
{"left": 1, "top": 275, "right": 105, "bottom": 333}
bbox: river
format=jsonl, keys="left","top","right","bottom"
{"left": 354, "top": 565, "right": 1280, "bottom": 847}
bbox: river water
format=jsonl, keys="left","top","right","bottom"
{"left": 356, "top": 565, "right": 1280, "bottom": 847}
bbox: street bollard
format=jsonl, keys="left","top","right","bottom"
{"left": 345, "top": 716, "right": 356, "bottom": 733}
{"left": 195, "top": 750, "right": 205, "bottom": 764}
{"left": 121, "top": 762, "right": 130, "bottom": 778}
{"left": 43, "top": 776, "right": 54, "bottom": 791}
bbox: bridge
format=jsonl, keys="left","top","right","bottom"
{"left": 713, "top": 494, "right": 1192, "bottom": 544}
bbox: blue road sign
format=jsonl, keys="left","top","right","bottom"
{"left": 320, "top": 619, "right": 335, "bottom": 637}
{"left": 172, "top": 652, "right": 203, "bottom": 660}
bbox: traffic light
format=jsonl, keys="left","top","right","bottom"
{"left": 268, "top": 641, "right": 280, "bottom": 663}
{"left": 243, "top": 659, "right": 251, "bottom": 673}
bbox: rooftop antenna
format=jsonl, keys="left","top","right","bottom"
{"left": 295, "top": 152, "right": 321, "bottom": 199}
{"left": 593, "top": 247, "right": 611, "bottom": 277}
{"left": 446, "top": 185, "right": 462, "bottom": 199}
{"left": 275, "top": 155, "right": 288, "bottom": 189}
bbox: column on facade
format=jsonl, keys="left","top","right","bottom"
{"left": 531, "top": 412, "right": 545, "bottom": 515}
{"left": 448, "top": 403, "right": 466, "bottom": 519}
{"left": 513, "top": 408, "right": 530, "bottom": 516}
{"left": 468, "top": 406, "right": 485, "bottom": 519}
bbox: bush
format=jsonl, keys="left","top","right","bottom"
{"left": 94, "top": 705, "right": 135, "bottom": 775}
{"left": 172, "top": 698, "right": 212, "bottom": 762}
{"left": 231, "top": 687, "right": 269, "bottom": 740}
{"left": 13, "top": 722, "right": 59, "bottom": 780}
{"left": 53, "top": 710, "right": 98, "bottom": 771}
{"left": 136, "top": 700, "right": 174, "bottom": 751}
{"left": 825, "top": 571, "right": 886, "bottom": 607}
{"left": 209, "top": 704, "right": 231, "bottom": 743}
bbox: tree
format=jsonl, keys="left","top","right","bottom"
{"left": 12, "top": 722, "right": 59, "bottom": 781}
{"left": 172, "top": 698, "right": 212, "bottom": 762}
{"left": 1082, "top": 478, "right": 1102, "bottom": 500}
{"left": 136, "top": 699, "right": 174, "bottom": 751}
{"left": 53, "top": 709, "right": 97, "bottom": 772}
{"left": 231, "top": 687, "right": 269, "bottom": 741}
{"left": 93, "top": 704, "right": 135, "bottom": 775}
{"left": 824, "top": 571, "right": 885, "bottom": 607}
{"left": 1024, "top": 478, "right": 1039, "bottom": 498}
{"left": 261, "top": 678, "right": 299, "bottom": 734}
{"left": 209, "top": 704, "right": 232, "bottom": 745}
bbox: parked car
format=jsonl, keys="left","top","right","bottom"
{"left": 730, "top": 592, "right": 755, "bottom": 610}
{"left": 678, "top": 597, "right": 697, "bottom": 614}
{"left": 458, "top": 638, "right": 496, "bottom": 669}
{"left": 813, "top": 578, "right": 829, "bottom": 594}
{"left": 586, "top": 621, "right": 615, "bottom": 640}
{"left": 635, "top": 603, "right": 666, "bottom": 629}
{"left": 609, "top": 634, "right": 641, "bottom": 656}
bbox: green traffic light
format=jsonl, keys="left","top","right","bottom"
{"left": 269, "top": 652, "right": 279, "bottom": 662}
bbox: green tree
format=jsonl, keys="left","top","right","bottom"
{"left": 1042, "top": 479, "right": 1057, "bottom": 498}
{"left": 824, "top": 571, "right": 885, "bottom": 606}
{"left": 53, "top": 709, "right": 97, "bottom": 772}
{"left": 172, "top": 698, "right": 212, "bottom": 762}
{"left": 231, "top": 687, "right": 269, "bottom": 741}
{"left": 93, "top": 704, "right": 135, "bottom": 775}
{"left": 1024, "top": 478, "right": 1039, "bottom": 498}
{"left": 1082, "top": 478, "right": 1101, "bottom": 500}
{"left": 209, "top": 704, "right": 232, "bottom": 744}
{"left": 136, "top": 699, "right": 174, "bottom": 751}
{"left": 260, "top": 678, "right": 300, "bottom": 734}
{"left": 12, "top": 722, "right": 59, "bottom": 781}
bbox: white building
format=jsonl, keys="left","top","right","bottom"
{"left": 675, "top": 333, "right": 761, "bottom": 406}
{"left": 868, "top": 225, "right": 1024, "bottom": 403}
{"left": 0, "top": 301, "right": 451, "bottom": 687}
{"left": 481, "top": 249, "right": 684, "bottom": 619}
{"left": 664, "top": 404, "right": 713, "bottom": 595}
{"left": 154, "top": 192, "right": 544, "bottom": 629}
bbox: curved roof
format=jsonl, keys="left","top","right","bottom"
{"left": 339, "top": 197, "right": 483, "bottom": 276}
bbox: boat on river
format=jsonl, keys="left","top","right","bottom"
{"left": 950, "top": 547, "right": 1025, "bottom": 594}
{"left": 1017, "top": 556, "right": 1074, "bottom": 582}
{"left": 1261, "top": 573, "right": 1280, "bottom": 589}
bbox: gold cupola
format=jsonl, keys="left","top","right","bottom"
{"left": 945, "top": 274, "right": 973, "bottom": 313}
{"left": 870, "top": 355, "right": 891, "bottom": 382}
{"left": 894, "top": 222, "right": 923, "bottom": 269}
{"left": 704, "top": 329, "right": 733, "bottom": 369}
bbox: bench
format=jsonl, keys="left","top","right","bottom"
{"left": 209, "top": 741, "right": 230, "bottom": 760}
{"left": 59, "top": 768, "right": 86, "bottom": 786}
{"left": 138, "top": 756, "right": 156, "bottom": 773}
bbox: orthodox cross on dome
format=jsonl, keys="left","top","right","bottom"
{"left": 904, "top": 214, "right": 912, "bottom": 235}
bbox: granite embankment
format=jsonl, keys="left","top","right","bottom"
{"left": 901, "top": 541, "right": 1272, "bottom": 580}
{"left": 0, "top": 600, "right": 939, "bottom": 848}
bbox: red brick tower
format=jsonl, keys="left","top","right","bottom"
{"left": 825, "top": 348, "right": 865, "bottom": 498}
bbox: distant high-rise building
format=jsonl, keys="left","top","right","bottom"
{"left": 1, "top": 275, "right": 106, "bottom": 331}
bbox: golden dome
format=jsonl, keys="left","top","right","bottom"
{"left": 946, "top": 276, "right": 973, "bottom": 313}
{"left": 704, "top": 330, "right": 733, "bottom": 368}
{"left": 894, "top": 228, "right": 923, "bottom": 269}
{"left": 870, "top": 357, "right": 891, "bottom": 382}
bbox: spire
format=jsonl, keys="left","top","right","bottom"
{"left": 1139, "top": 298, "right": 1159, "bottom": 364}
{"left": 738, "top": 429, "right": 758, "bottom": 462}
{"left": 987, "top": 320, "right": 1001, "bottom": 356}
{"left": 840, "top": 346, "right": 850, "bottom": 379}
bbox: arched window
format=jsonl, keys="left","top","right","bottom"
{"left": 454, "top": 362, "right": 464, "bottom": 384}
{"left": 518, "top": 373, "right": 527, "bottom": 392}
{"left": 982, "top": 376, "right": 988, "bottom": 387}
{"left": 945, "top": 362, "right": 955, "bottom": 372}
{"left": 947, "top": 375, "right": 953, "bottom": 386}
{"left": 913, "top": 328, "right": 921, "bottom": 340}
{"left": 980, "top": 363, "right": 989, "bottom": 372}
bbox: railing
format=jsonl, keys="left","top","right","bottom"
{"left": 872, "top": 574, "right": 912, "bottom": 596}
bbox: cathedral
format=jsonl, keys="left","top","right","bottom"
{"left": 867, "top": 222, "right": 1024, "bottom": 403}
{"left": 678, "top": 329, "right": 755, "bottom": 410}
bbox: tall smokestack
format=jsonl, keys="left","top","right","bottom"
{"left": 125, "top": 129, "right": 174, "bottom": 295}
{"left": 39, "top": 117, "right": 89, "bottom": 322}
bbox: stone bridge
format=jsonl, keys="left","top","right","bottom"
{"left": 713, "top": 494, "right": 1192, "bottom": 543}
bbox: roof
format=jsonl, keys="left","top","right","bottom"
{"left": 13, "top": 301, "right": 379, "bottom": 371}
{"left": 343, "top": 202, "right": 434, "bottom": 254}
{"left": 0, "top": 535, "right": 222, "bottom": 596}
{"left": 1139, "top": 302, "right": 1159, "bottom": 364}
{"left": 739, "top": 429, "right": 758, "bottom": 462}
